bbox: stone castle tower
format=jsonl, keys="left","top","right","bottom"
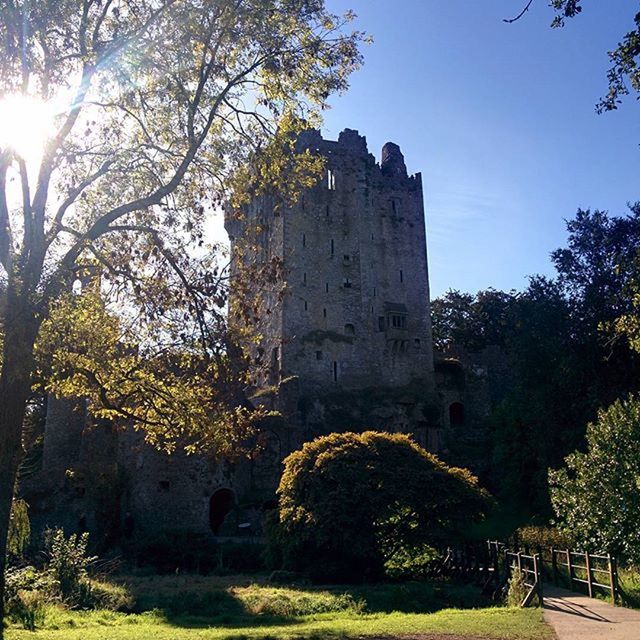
{"left": 28, "top": 128, "right": 463, "bottom": 544}
{"left": 226, "top": 128, "right": 435, "bottom": 399}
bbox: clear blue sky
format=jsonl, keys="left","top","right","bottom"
{"left": 322, "top": 0, "right": 640, "bottom": 298}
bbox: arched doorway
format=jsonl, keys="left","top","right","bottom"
{"left": 449, "top": 402, "right": 465, "bottom": 427}
{"left": 209, "top": 488, "right": 234, "bottom": 535}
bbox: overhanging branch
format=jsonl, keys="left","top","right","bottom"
{"left": 504, "top": 0, "right": 535, "bottom": 24}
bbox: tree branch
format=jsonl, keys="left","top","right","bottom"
{"left": 59, "top": 53, "right": 270, "bottom": 275}
{"left": 46, "top": 160, "right": 114, "bottom": 246}
{"left": 0, "top": 151, "right": 14, "bottom": 273}
{"left": 504, "top": 0, "right": 535, "bottom": 24}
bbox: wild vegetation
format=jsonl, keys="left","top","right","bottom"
{"left": 3, "top": 562, "right": 551, "bottom": 639}
{"left": 267, "top": 431, "right": 490, "bottom": 582}
{"left": 432, "top": 205, "right": 640, "bottom": 522}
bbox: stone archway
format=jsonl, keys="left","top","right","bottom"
{"left": 209, "top": 488, "right": 234, "bottom": 535}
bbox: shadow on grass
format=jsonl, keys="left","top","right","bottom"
{"left": 123, "top": 577, "right": 492, "bottom": 629}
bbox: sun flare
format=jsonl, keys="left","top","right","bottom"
{"left": 0, "top": 94, "right": 56, "bottom": 165}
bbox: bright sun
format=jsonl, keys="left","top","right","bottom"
{"left": 0, "top": 94, "right": 56, "bottom": 164}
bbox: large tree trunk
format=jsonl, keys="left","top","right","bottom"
{"left": 0, "top": 285, "right": 40, "bottom": 638}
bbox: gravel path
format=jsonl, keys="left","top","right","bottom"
{"left": 543, "top": 585, "right": 640, "bottom": 639}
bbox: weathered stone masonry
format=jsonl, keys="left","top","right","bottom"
{"left": 227, "top": 128, "right": 435, "bottom": 395}
{"left": 26, "top": 128, "right": 489, "bottom": 542}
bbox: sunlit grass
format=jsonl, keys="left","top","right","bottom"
{"left": 6, "top": 606, "right": 551, "bottom": 640}
{"left": 5, "top": 576, "right": 553, "bottom": 639}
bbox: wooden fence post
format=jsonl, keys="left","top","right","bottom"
{"left": 534, "top": 553, "right": 544, "bottom": 605}
{"left": 585, "top": 551, "right": 593, "bottom": 598}
{"left": 608, "top": 554, "right": 617, "bottom": 606}
{"left": 551, "top": 548, "right": 559, "bottom": 586}
{"left": 566, "top": 549, "right": 573, "bottom": 589}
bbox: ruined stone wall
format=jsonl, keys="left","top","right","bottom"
{"left": 32, "top": 127, "right": 442, "bottom": 545}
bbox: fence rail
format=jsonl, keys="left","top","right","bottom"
{"left": 504, "top": 550, "right": 543, "bottom": 607}
{"left": 435, "top": 541, "right": 620, "bottom": 609}
{"left": 547, "top": 548, "right": 618, "bottom": 603}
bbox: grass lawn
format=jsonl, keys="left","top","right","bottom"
{"left": 5, "top": 575, "right": 554, "bottom": 639}
{"left": 6, "top": 606, "right": 551, "bottom": 640}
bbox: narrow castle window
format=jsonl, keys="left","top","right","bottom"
{"left": 449, "top": 402, "right": 465, "bottom": 428}
{"left": 330, "top": 239, "right": 334, "bottom": 256}
{"left": 325, "top": 282, "right": 329, "bottom": 293}
{"left": 343, "top": 254, "right": 350, "bottom": 263}
{"left": 303, "top": 272, "right": 307, "bottom": 285}
{"left": 378, "top": 316, "right": 386, "bottom": 332}
{"left": 323, "top": 308, "right": 327, "bottom": 318}
{"left": 327, "top": 168, "right": 336, "bottom": 190}
{"left": 326, "top": 205, "right": 330, "bottom": 216}
{"left": 400, "top": 269, "right": 404, "bottom": 283}
{"left": 302, "top": 233, "right": 306, "bottom": 248}
{"left": 343, "top": 278, "right": 352, "bottom": 288}
{"left": 345, "top": 323, "right": 355, "bottom": 335}
{"left": 333, "top": 361, "right": 338, "bottom": 382}
{"left": 414, "top": 338, "right": 421, "bottom": 348}
{"left": 304, "top": 300, "right": 308, "bottom": 311}
{"left": 316, "top": 350, "right": 322, "bottom": 360}
{"left": 373, "top": 287, "right": 376, "bottom": 297}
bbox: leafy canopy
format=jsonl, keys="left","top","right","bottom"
{"left": 550, "top": 1, "right": 639, "bottom": 113}
{"left": 549, "top": 395, "right": 640, "bottom": 563}
{"left": 273, "top": 431, "right": 490, "bottom": 582}
{"left": 0, "top": 0, "right": 366, "bottom": 452}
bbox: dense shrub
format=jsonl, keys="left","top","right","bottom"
{"left": 45, "top": 529, "right": 97, "bottom": 602}
{"left": 384, "top": 544, "right": 440, "bottom": 580}
{"left": 7, "top": 589, "right": 47, "bottom": 631}
{"left": 271, "top": 431, "right": 490, "bottom": 582}
{"left": 4, "top": 567, "right": 52, "bottom": 630}
{"left": 506, "top": 569, "right": 528, "bottom": 607}
{"left": 515, "top": 526, "right": 574, "bottom": 551}
{"left": 549, "top": 395, "right": 640, "bottom": 563}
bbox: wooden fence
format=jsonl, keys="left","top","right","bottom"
{"left": 434, "top": 541, "right": 620, "bottom": 608}
{"left": 547, "top": 548, "right": 617, "bottom": 604}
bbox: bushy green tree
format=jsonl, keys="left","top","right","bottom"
{"left": 0, "top": 1, "right": 365, "bottom": 628}
{"left": 431, "top": 288, "right": 514, "bottom": 353}
{"left": 549, "top": 395, "right": 640, "bottom": 563}
{"left": 432, "top": 205, "right": 640, "bottom": 519}
{"left": 272, "top": 431, "right": 490, "bottom": 582}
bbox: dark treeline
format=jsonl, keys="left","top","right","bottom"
{"left": 432, "top": 203, "right": 640, "bottom": 520}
